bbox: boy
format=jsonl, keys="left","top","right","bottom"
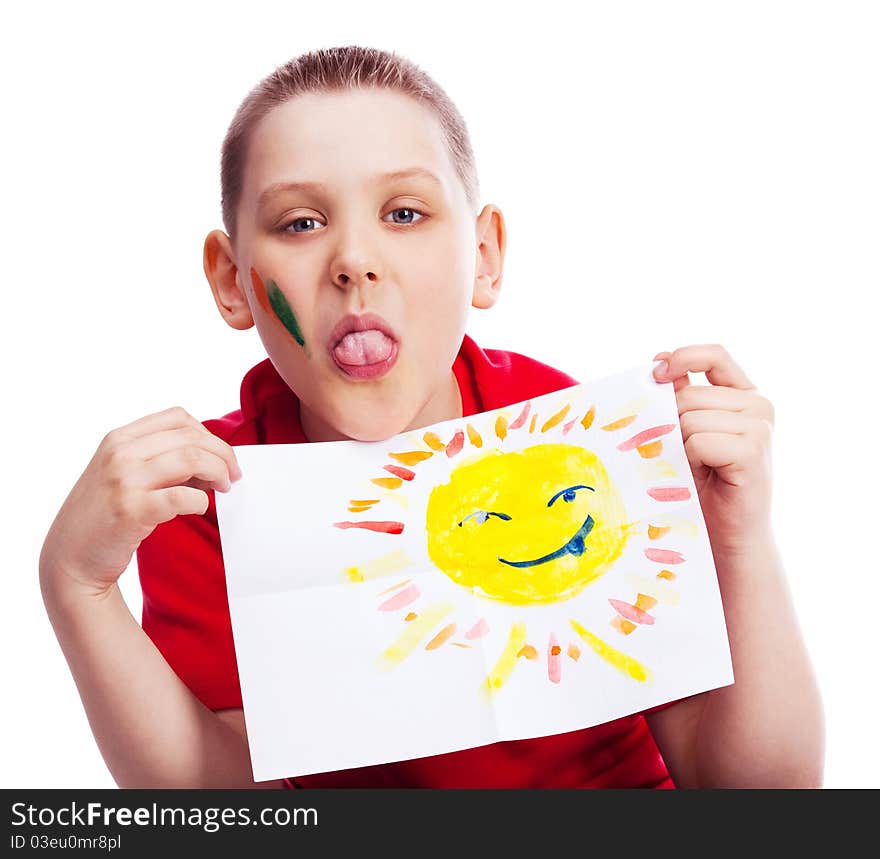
{"left": 39, "top": 45, "right": 824, "bottom": 788}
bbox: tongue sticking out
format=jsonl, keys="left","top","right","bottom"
{"left": 333, "top": 329, "right": 394, "bottom": 366}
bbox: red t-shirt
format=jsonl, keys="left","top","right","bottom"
{"left": 137, "top": 334, "right": 675, "bottom": 788}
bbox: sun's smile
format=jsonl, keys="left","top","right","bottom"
{"left": 498, "top": 513, "right": 595, "bottom": 568}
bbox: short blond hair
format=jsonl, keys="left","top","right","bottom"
{"left": 220, "top": 45, "right": 480, "bottom": 242}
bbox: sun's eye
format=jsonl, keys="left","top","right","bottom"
{"left": 547, "top": 485, "right": 595, "bottom": 507}
{"left": 458, "top": 510, "right": 512, "bottom": 527}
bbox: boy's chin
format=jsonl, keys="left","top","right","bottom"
{"left": 337, "top": 411, "right": 410, "bottom": 443}
{"left": 300, "top": 403, "right": 413, "bottom": 441}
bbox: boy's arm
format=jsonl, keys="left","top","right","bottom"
{"left": 41, "top": 564, "right": 284, "bottom": 789}
{"left": 644, "top": 532, "right": 825, "bottom": 788}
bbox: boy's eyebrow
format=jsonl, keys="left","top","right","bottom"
{"left": 257, "top": 167, "right": 443, "bottom": 208}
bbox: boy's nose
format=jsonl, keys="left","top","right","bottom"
{"left": 335, "top": 270, "right": 378, "bottom": 288}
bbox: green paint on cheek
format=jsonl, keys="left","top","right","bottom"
{"left": 266, "top": 279, "right": 307, "bottom": 352}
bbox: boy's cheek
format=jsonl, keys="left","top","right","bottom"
{"left": 248, "top": 269, "right": 317, "bottom": 358}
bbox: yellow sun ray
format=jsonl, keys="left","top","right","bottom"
{"left": 635, "top": 459, "right": 678, "bottom": 480}
{"left": 378, "top": 602, "right": 455, "bottom": 669}
{"left": 603, "top": 396, "right": 649, "bottom": 426}
{"left": 344, "top": 549, "right": 414, "bottom": 583}
{"left": 569, "top": 619, "right": 651, "bottom": 682}
{"left": 623, "top": 572, "right": 681, "bottom": 604}
{"left": 368, "top": 487, "right": 413, "bottom": 511}
{"left": 643, "top": 514, "right": 701, "bottom": 537}
{"left": 481, "top": 622, "right": 528, "bottom": 698}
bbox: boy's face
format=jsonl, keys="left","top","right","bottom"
{"left": 205, "top": 87, "right": 505, "bottom": 442}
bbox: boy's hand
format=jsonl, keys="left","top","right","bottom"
{"left": 652, "top": 344, "right": 775, "bottom": 557}
{"left": 40, "top": 407, "right": 242, "bottom": 599}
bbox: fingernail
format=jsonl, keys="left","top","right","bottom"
{"left": 653, "top": 360, "right": 668, "bottom": 377}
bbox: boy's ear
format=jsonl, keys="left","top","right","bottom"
{"left": 203, "top": 230, "right": 255, "bottom": 331}
{"left": 472, "top": 204, "right": 506, "bottom": 310}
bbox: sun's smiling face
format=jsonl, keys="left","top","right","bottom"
{"left": 425, "top": 443, "right": 631, "bottom": 604}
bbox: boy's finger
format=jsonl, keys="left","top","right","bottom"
{"left": 110, "top": 406, "right": 211, "bottom": 443}
{"left": 654, "top": 345, "right": 754, "bottom": 390}
{"left": 123, "top": 427, "right": 241, "bottom": 485}
{"left": 146, "top": 448, "right": 233, "bottom": 494}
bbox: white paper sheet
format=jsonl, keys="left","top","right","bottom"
{"left": 215, "top": 362, "right": 733, "bottom": 781}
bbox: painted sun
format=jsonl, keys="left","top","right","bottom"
{"left": 427, "top": 444, "right": 631, "bottom": 604}
{"left": 334, "top": 392, "right": 700, "bottom": 696}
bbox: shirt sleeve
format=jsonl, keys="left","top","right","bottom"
{"left": 136, "top": 487, "right": 243, "bottom": 710}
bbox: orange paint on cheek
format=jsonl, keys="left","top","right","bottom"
{"left": 249, "top": 266, "right": 308, "bottom": 354}
{"left": 250, "top": 267, "right": 273, "bottom": 316}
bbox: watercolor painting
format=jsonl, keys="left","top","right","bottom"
{"left": 215, "top": 363, "right": 734, "bottom": 781}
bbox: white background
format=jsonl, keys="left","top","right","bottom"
{"left": 3, "top": 0, "right": 877, "bottom": 787}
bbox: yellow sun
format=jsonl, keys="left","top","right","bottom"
{"left": 425, "top": 444, "right": 633, "bottom": 605}
{"left": 335, "top": 389, "right": 696, "bottom": 692}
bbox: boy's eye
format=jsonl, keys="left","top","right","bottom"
{"left": 284, "top": 217, "right": 324, "bottom": 234}
{"left": 383, "top": 207, "right": 425, "bottom": 225}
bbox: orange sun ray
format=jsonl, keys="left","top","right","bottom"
{"left": 580, "top": 405, "right": 595, "bottom": 429}
{"left": 422, "top": 432, "right": 446, "bottom": 451}
{"left": 371, "top": 476, "right": 403, "bottom": 490}
{"left": 466, "top": 423, "right": 483, "bottom": 447}
{"left": 601, "top": 415, "right": 637, "bottom": 431}
{"left": 541, "top": 403, "right": 571, "bottom": 432}
{"left": 377, "top": 578, "right": 413, "bottom": 596}
{"left": 425, "top": 623, "right": 457, "bottom": 650}
{"left": 388, "top": 450, "right": 434, "bottom": 466}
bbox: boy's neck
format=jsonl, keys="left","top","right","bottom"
{"left": 299, "top": 370, "right": 463, "bottom": 443}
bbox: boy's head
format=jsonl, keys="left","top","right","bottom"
{"left": 204, "top": 46, "right": 506, "bottom": 442}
